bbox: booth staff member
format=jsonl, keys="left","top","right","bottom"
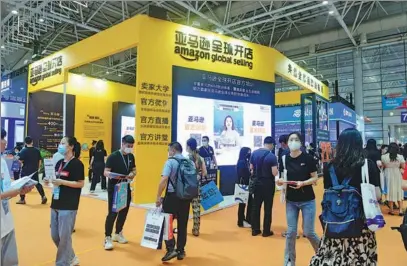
{"left": 88, "top": 140, "right": 97, "bottom": 182}
{"left": 47, "top": 136, "right": 84, "bottom": 266}
{"left": 17, "top": 136, "right": 47, "bottom": 205}
{"left": 199, "top": 136, "right": 218, "bottom": 185}
{"left": 250, "top": 136, "right": 278, "bottom": 237}
{"left": 104, "top": 135, "right": 136, "bottom": 251}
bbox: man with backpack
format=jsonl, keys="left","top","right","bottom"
{"left": 156, "top": 141, "right": 198, "bottom": 262}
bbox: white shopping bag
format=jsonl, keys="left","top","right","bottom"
{"left": 361, "top": 159, "right": 385, "bottom": 232}
{"left": 162, "top": 213, "right": 174, "bottom": 241}
{"left": 380, "top": 170, "right": 385, "bottom": 192}
{"left": 280, "top": 155, "right": 287, "bottom": 203}
{"left": 275, "top": 175, "right": 283, "bottom": 191}
{"left": 141, "top": 209, "right": 164, "bottom": 249}
{"left": 234, "top": 184, "right": 249, "bottom": 204}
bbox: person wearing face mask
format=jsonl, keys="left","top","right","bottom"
{"left": 44, "top": 136, "right": 84, "bottom": 266}
{"left": 199, "top": 136, "right": 218, "bottom": 184}
{"left": 277, "top": 132, "right": 320, "bottom": 266}
{"left": 250, "top": 136, "right": 278, "bottom": 237}
{"left": 103, "top": 135, "right": 136, "bottom": 250}
{"left": 236, "top": 147, "right": 252, "bottom": 228}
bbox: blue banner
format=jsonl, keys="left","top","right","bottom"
{"left": 382, "top": 94, "right": 407, "bottom": 110}
{"left": 329, "top": 103, "right": 356, "bottom": 125}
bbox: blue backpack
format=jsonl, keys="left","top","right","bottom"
{"left": 319, "top": 165, "right": 365, "bottom": 238}
{"left": 169, "top": 157, "right": 199, "bottom": 200}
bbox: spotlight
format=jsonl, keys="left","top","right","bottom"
{"left": 11, "top": 10, "right": 18, "bottom": 15}
{"left": 118, "top": 73, "right": 122, "bottom": 77}
{"left": 322, "top": 1, "right": 329, "bottom": 5}
{"left": 106, "top": 70, "right": 110, "bottom": 74}
{"left": 38, "top": 18, "right": 45, "bottom": 23}
{"left": 0, "top": 45, "right": 4, "bottom": 49}
{"left": 41, "top": 49, "right": 47, "bottom": 55}
{"left": 328, "top": 10, "right": 334, "bottom": 15}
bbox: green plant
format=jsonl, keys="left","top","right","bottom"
{"left": 39, "top": 148, "right": 53, "bottom": 174}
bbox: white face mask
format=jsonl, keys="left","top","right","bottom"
{"left": 202, "top": 141, "right": 208, "bottom": 146}
{"left": 124, "top": 147, "right": 133, "bottom": 154}
{"left": 288, "top": 141, "right": 301, "bottom": 151}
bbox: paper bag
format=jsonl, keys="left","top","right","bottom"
{"left": 141, "top": 210, "right": 164, "bottom": 249}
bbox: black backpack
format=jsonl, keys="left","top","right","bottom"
{"left": 392, "top": 212, "right": 407, "bottom": 251}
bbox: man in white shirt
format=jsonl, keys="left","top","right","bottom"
{"left": 1, "top": 129, "right": 33, "bottom": 266}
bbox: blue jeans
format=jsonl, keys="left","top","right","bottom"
{"left": 1, "top": 230, "right": 18, "bottom": 266}
{"left": 284, "top": 200, "right": 320, "bottom": 266}
{"left": 51, "top": 209, "right": 77, "bottom": 266}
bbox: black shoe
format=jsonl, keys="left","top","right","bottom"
{"left": 252, "top": 230, "right": 261, "bottom": 236}
{"left": 72, "top": 229, "right": 76, "bottom": 233}
{"left": 262, "top": 231, "right": 274, "bottom": 237}
{"left": 162, "top": 250, "right": 178, "bottom": 262}
{"left": 41, "top": 196, "right": 47, "bottom": 205}
{"left": 177, "top": 250, "right": 186, "bottom": 260}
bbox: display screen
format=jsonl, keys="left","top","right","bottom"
{"left": 177, "top": 95, "right": 272, "bottom": 166}
{"left": 120, "top": 116, "right": 135, "bottom": 140}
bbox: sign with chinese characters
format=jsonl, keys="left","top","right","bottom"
{"left": 137, "top": 82, "right": 171, "bottom": 146}
{"left": 83, "top": 114, "right": 105, "bottom": 139}
{"left": 287, "top": 63, "right": 323, "bottom": 94}
{"left": 174, "top": 30, "right": 254, "bottom": 70}
{"left": 27, "top": 91, "right": 75, "bottom": 153}
{"left": 401, "top": 112, "right": 407, "bottom": 123}
{"left": 28, "top": 54, "right": 65, "bottom": 89}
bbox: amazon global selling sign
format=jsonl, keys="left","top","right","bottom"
{"left": 174, "top": 31, "right": 254, "bottom": 70}
{"left": 30, "top": 55, "right": 63, "bottom": 86}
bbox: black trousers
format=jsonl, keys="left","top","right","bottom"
{"left": 251, "top": 178, "right": 275, "bottom": 233}
{"left": 159, "top": 193, "right": 191, "bottom": 252}
{"left": 104, "top": 184, "right": 131, "bottom": 237}
{"left": 90, "top": 164, "right": 106, "bottom": 191}
{"left": 20, "top": 172, "right": 45, "bottom": 200}
{"left": 238, "top": 194, "right": 253, "bottom": 225}
{"left": 88, "top": 167, "right": 93, "bottom": 182}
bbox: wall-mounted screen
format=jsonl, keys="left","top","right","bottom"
{"left": 177, "top": 96, "right": 271, "bottom": 166}
{"left": 121, "top": 116, "right": 135, "bottom": 141}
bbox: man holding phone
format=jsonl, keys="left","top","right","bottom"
{"left": 250, "top": 137, "right": 278, "bottom": 237}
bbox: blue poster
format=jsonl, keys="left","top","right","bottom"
{"left": 382, "top": 94, "right": 407, "bottom": 110}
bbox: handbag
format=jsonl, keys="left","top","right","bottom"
{"left": 234, "top": 181, "right": 249, "bottom": 204}
{"left": 391, "top": 212, "right": 407, "bottom": 251}
{"left": 361, "top": 159, "right": 385, "bottom": 231}
{"left": 200, "top": 181, "right": 224, "bottom": 211}
{"left": 141, "top": 209, "right": 164, "bottom": 249}
{"left": 112, "top": 181, "right": 128, "bottom": 212}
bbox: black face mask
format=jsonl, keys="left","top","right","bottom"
{"left": 246, "top": 153, "right": 251, "bottom": 159}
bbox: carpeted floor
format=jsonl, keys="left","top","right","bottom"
{"left": 10, "top": 185, "right": 407, "bottom": 266}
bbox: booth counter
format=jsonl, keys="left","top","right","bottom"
{"left": 26, "top": 15, "right": 329, "bottom": 204}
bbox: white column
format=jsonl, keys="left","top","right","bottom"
{"left": 353, "top": 48, "right": 363, "bottom": 117}
{"left": 63, "top": 83, "right": 67, "bottom": 136}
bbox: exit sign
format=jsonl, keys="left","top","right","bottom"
{"left": 401, "top": 112, "right": 407, "bottom": 123}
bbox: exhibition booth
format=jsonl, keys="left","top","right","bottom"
{"left": 25, "top": 14, "right": 329, "bottom": 206}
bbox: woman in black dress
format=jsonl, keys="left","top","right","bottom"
{"left": 90, "top": 140, "right": 107, "bottom": 193}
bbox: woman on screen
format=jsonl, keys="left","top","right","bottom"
{"left": 220, "top": 115, "right": 241, "bottom": 148}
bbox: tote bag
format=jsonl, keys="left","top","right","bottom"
{"left": 112, "top": 182, "right": 128, "bottom": 212}
{"left": 141, "top": 209, "right": 164, "bottom": 249}
{"left": 361, "top": 159, "right": 385, "bottom": 231}
{"left": 234, "top": 183, "right": 249, "bottom": 204}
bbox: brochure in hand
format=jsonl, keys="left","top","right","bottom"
{"left": 9, "top": 173, "right": 38, "bottom": 191}
{"left": 108, "top": 172, "right": 126, "bottom": 179}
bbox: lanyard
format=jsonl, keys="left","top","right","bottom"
{"left": 203, "top": 146, "right": 211, "bottom": 157}
{"left": 120, "top": 152, "right": 130, "bottom": 172}
{"left": 57, "top": 157, "right": 74, "bottom": 177}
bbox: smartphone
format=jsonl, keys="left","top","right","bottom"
{"left": 284, "top": 181, "right": 298, "bottom": 186}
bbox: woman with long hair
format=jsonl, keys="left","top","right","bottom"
{"left": 46, "top": 136, "right": 84, "bottom": 265}
{"left": 220, "top": 115, "right": 241, "bottom": 148}
{"left": 90, "top": 140, "right": 107, "bottom": 193}
{"left": 381, "top": 142, "right": 405, "bottom": 216}
{"left": 276, "top": 132, "right": 320, "bottom": 266}
{"left": 236, "top": 147, "right": 252, "bottom": 228}
{"left": 380, "top": 144, "right": 388, "bottom": 155}
{"left": 186, "top": 138, "right": 207, "bottom": 237}
{"left": 310, "top": 128, "right": 381, "bottom": 266}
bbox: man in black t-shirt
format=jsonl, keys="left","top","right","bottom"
{"left": 103, "top": 135, "right": 136, "bottom": 250}
{"left": 250, "top": 136, "right": 278, "bottom": 237}
{"left": 88, "top": 140, "right": 97, "bottom": 182}
{"left": 17, "top": 136, "right": 47, "bottom": 205}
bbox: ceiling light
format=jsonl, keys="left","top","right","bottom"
{"left": 38, "top": 17, "right": 45, "bottom": 23}
{"left": 106, "top": 71, "right": 110, "bottom": 74}
{"left": 322, "top": 1, "right": 329, "bottom": 5}
{"left": 41, "top": 49, "right": 47, "bottom": 55}
{"left": 0, "top": 45, "right": 5, "bottom": 49}
{"left": 118, "top": 73, "right": 122, "bottom": 77}
{"left": 328, "top": 10, "right": 334, "bottom": 15}
{"left": 24, "top": 59, "right": 29, "bottom": 65}
{"left": 11, "top": 10, "right": 18, "bottom": 15}
{"left": 389, "top": 112, "right": 394, "bottom": 116}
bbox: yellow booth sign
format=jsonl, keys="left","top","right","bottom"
{"left": 27, "top": 15, "right": 328, "bottom": 204}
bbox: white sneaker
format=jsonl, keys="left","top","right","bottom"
{"left": 243, "top": 221, "right": 251, "bottom": 228}
{"left": 104, "top": 236, "right": 114, "bottom": 250}
{"left": 112, "top": 232, "right": 128, "bottom": 244}
{"left": 70, "top": 256, "right": 80, "bottom": 266}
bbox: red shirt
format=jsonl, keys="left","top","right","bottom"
{"left": 403, "top": 163, "right": 407, "bottom": 180}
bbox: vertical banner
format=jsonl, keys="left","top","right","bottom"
{"left": 27, "top": 91, "right": 75, "bottom": 155}
{"left": 74, "top": 96, "right": 112, "bottom": 169}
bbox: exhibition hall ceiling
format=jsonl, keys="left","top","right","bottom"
{"left": 1, "top": 1, "right": 407, "bottom": 85}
